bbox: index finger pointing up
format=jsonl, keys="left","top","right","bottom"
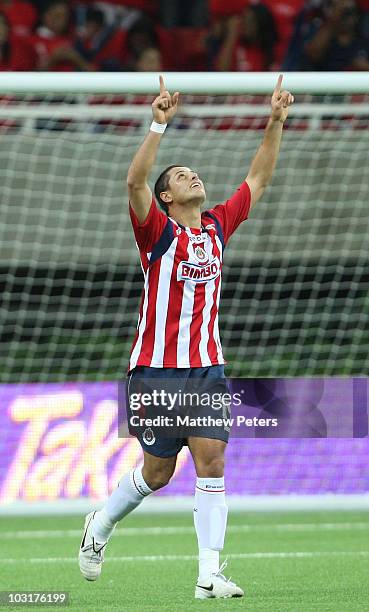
{"left": 159, "top": 74, "right": 165, "bottom": 95}
{"left": 275, "top": 74, "right": 283, "bottom": 93}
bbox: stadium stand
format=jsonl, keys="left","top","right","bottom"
{"left": 0, "top": 0, "right": 368, "bottom": 73}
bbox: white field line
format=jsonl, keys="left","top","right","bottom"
{"left": 0, "top": 552, "right": 368, "bottom": 564}
{"left": 1, "top": 522, "right": 369, "bottom": 540}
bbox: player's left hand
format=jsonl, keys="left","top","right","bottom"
{"left": 271, "top": 75, "right": 294, "bottom": 123}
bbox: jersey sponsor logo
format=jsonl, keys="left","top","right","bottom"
{"left": 177, "top": 257, "right": 221, "bottom": 283}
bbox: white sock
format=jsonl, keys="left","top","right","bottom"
{"left": 92, "top": 467, "right": 153, "bottom": 542}
{"left": 193, "top": 476, "right": 228, "bottom": 585}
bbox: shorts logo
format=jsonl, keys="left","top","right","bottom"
{"left": 142, "top": 427, "right": 156, "bottom": 445}
{"left": 177, "top": 258, "right": 221, "bottom": 283}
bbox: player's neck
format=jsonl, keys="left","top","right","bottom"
{"left": 170, "top": 206, "right": 202, "bottom": 230}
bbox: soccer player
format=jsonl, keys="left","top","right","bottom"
{"left": 79, "top": 74, "right": 294, "bottom": 598}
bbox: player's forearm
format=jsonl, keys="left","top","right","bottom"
{"left": 127, "top": 76, "right": 179, "bottom": 188}
{"left": 127, "top": 131, "right": 163, "bottom": 187}
{"left": 248, "top": 118, "right": 283, "bottom": 188}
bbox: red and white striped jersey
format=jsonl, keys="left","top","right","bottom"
{"left": 128, "top": 181, "right": 251, "bottom": 371}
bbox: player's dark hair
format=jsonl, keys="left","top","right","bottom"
{"left": 154, "top": 165, "right": 182, "bottom": 215}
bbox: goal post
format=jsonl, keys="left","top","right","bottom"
{"left": 0, "top": 72, "right": 368, "bottom": 382}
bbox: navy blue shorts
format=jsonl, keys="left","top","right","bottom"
{"left": 126, "top": 365, "right": 230, "bottom": 458}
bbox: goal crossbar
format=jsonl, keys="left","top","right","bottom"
{"left": 0, "top": 71, "right": 368, "bottom": 94}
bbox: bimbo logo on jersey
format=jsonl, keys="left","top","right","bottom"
{"left": 177, "top": 258, "right": 221, "bottom": 283}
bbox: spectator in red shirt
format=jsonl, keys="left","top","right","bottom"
{"left": 0, "top": 11, "right": 36, "bottom": 70}
{"left": 31, "top": 0, "right": 93, "bottom": 71}
{"left": 73, "top": 6, "right": 125, "bottom": 71}
{"left": 263, "top": 0, "right": 304, "bottom": 64}
{"left": 209, "top": 3, "right": 278, "bottom": 71}
{"left": 1, "top": 0, "right": 37, "bottom": 37}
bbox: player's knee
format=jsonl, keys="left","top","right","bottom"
{"left": 142, "top": 466, "right": 173, "bottom": 491}
{"left": 196, "top": 455, "right": 224, "bottom": 478}
{"left": 146, "top": 473, "right": 172, "bottom": 491}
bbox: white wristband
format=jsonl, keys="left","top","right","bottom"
{"left": 150, "top": 121, "right": 167, "bottom": 134}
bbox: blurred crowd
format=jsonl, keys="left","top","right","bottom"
{"left": 0, "top": 0, "right": 369, "bottom": 72}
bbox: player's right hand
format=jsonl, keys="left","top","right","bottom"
{"left": 152, "top": 75, "right": 179, "bottom": 125}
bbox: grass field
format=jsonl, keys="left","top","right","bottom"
{"left": 1, "top": 510, "right": 369, "bottom": 611}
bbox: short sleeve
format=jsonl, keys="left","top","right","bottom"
{"left": 129, "top": 197, "right": 167, "bottom": 252}
{"left": 206, "top": 182, "right": 251, "bottom": 245}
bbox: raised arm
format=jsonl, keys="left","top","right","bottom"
{"left": 246, "top": 75, "right": 294, "bottom": 210}
{"left": 127, "top": 75, "right": 179, "bottom": 224}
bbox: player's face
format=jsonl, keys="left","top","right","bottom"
{"left": 164, "top": 167, "right": 206, "bottom": 207}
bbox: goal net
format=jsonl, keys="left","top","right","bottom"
{"left": 0, "top": 74, "right": 368, "bottom": 382}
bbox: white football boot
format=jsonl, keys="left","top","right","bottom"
{"left": 79, "top": 511, "right": 107, "bottom": 581}
{"left": 195, "top": 559, "right": 244, "bottom": 599}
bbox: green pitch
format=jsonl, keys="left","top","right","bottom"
{"left": 1, "top": 511, "right": 369, "bottom": 611}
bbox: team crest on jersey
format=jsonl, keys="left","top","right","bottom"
{"left": 177, "top": 257, "right": 221, "bottom": 283}
{"left": 194, "top": 245, "right": 207, "bottom": 262}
